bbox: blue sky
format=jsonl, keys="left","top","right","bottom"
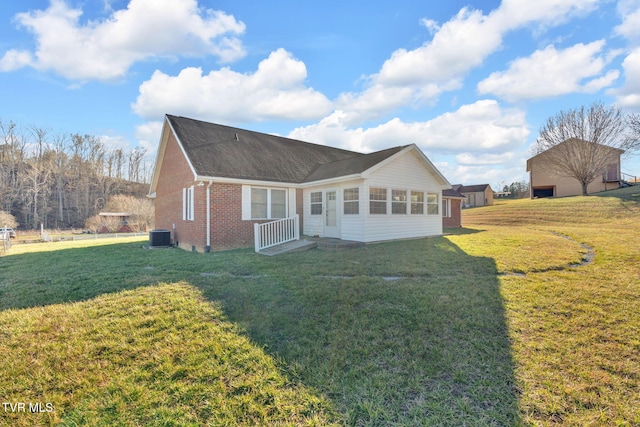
{"left": 2, "top": 0, "right": 640, "bottom": 189}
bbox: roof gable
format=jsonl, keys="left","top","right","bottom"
{"left": 526, "top": 138, "right": 624, "bottom": 171}
{"left": 457, "top": 184, "right": 492, "bottom": 193}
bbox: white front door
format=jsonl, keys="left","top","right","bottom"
{"left": 324, "top": 189, "right": 340, "bottom": 238}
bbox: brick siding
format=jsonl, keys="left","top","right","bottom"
{"left": 154, "top": 132, "right": 207, "bottom": 251}
{"left": 443, "top": 198, "right": 462, "bottom": 228}
{"left": 155, "top": 132, "right": 304, "bottom": 252}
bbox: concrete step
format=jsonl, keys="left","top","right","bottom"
{"left": 258, "top": 239, "right": 317, "bottom": 256}
{"left": 316, "top": 238, "right": 365, "bottom": 250}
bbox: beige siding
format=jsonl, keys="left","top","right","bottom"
{"left": 530, "top": 158, "right": 619, "bottom": 197}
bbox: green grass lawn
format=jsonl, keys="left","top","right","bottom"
{"left": 1, "top": 188, "right": 639, "bottom": 426}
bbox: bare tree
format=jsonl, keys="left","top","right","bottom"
{"left": 0, "top": 210, "right": 17, "bottom": 229}
{"left": 1, "top": 118, "right": 151, "bottom": 230}
{"left": 102, "top": 194, "right": 154, "bottom": 231}
{"left": 532, "top": 102, "right": 640, "bottom": 196}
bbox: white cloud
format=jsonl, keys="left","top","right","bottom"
{"left": 100, "top": 134, "right": 131, "bottom": 152}
{"left": 420, "top": 18, "right": 440, "bottom": 35}
{"left": 438, "top": 160, "right": 529, "bottom": 188}
{"left": 612, "top": 47, "right": 640, "bottom": 110}
{"left": 132, "top": 48, "right": 332, "bottom": 122}
{"left": 455, "top": 151, "right": 518, "bottom": 166}
{"left": 378, "top": 8, "right": 502, "bottom": 88}
{"left": 331, "top": 0, "right": 604, "bottom": 125}
{"left": 615, "top": 0, "right": 640, "bottom": 40}
{"left": 0, "top": 0, "right": 246, "bottom": 81}
{"left": 491, "top": 0, "right": 602, "bottom": 32}
{"left": 135, "top": 120, "right": 164, "bottom": 158}
{"left": 477, "top": 41, "right": 620, "bottom": 101}
{"left": 289, "top": 100, "right": 529, "bottom": 155}
{"left": 0, "top": 49, "right": 33, "bottom": 71}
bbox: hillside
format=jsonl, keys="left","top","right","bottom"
{"left": 463, "top": 186, "right": 640, "bottom": 227}
{"left": 451, "top": 188, "right": 640, "bottom": 425}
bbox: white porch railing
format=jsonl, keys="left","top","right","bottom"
{"left": 254, "top": 215, "right": 300, "bottom": 252}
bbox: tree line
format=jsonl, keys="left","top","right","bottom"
{"left": 0, "top": 119, "right": 152, "bottom": 230}
{"left": 501, "top": 181, "right": 530, "bottom": 198}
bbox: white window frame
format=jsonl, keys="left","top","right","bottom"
{"left": 411, "top": 191, "right": 424, "bottom": 215}
{"left": 369, "top": 187, "right": 387, "bottom": 215}
{"left": 250, "top": 187, "right": 288, "bottom": 220}
{"left": 343, "top": 187, "right": 359, "bottom": 215}
{"left": 183, "top": 185, "right": 194, "bottom": 221}
{"left": 391, "top": 189, "right": 408, "bottom": 214}
{"left": 310, "top": 191, "right": 323, "bottom": 215}
{"left": 427, "top": 192, "right": 439, "bottom": 215}
{"left": 443, "top": 198, "right": 451, "bottom": 218}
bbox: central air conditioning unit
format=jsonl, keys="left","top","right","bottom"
{"left": 148, "top": 229, "right": 171, "bottom": 248}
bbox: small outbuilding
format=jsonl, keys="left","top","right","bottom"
{"left": 98, "top": 212, "right": 133, "bottom": 233}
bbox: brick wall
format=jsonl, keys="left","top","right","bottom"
{"left": 156, "top": 132, "right": 305, "bottom": 252}
{"left": 210, "top": 183, "right": 254, "bottom": 250}
{"left": 443, "top": 198, "right": 462, "bottom": 228}
{"left": 296, "top": 188, "right": 304, "bottom": 235}
{"left": 154, "top": 132, "right": 206, "bottom": 252}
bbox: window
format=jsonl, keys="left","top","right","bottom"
{"left": 271, "top": 189, "right": 286, "bottom": 219}
{"left": 369, "top": 187, "right": 387, "bottom": 214}
{"left": 250, "top": 188, "right": 287, "bottom": 219}
{"left": 427, "top": 193, "right": 439, "bottom": 215}
{"left": 344, "top": 188, "right": 359, "bottom": 214}
{"left": 442, "top": 198, "right": 450, "bottom": 218}
{"left": 251, "top": 188, "right": 268, "bottom": 219}
{"left": 411, "top": 191, "right": 424, "bottom": 214}
{"left": 392, "top": 189, "right": 407, "bottom": 214}
{"left": 310, "top": 192, "right": 322, "bottom": 215}
{"left": 183, "top": 186, "right": 194, "bottom": 221}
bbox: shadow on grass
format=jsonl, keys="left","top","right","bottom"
{"left": 2, "top": 238, "right": 522, "bottom": 425}
{"left": 197, "top": 238, "right": 522, "bottom": 425}
{"left": 444, "top": 227, "right": 485, "bottom": 235}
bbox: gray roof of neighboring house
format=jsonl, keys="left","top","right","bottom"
{"left": 442, "top": 188, "right": 465, "bottom": 199}
{"left": 167, "top": 115, "right": 406, "bottom": 184}
{"left": 455, "top": 184, "right": 492, "bottom": 193}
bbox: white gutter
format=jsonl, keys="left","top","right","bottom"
{"left": 206, "top": 180, "right": 212, "bottom": 252}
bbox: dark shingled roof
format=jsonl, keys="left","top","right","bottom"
{"left": 168, "top": 115, "right": 405, "bottom": 183}
{"left": 456, "top": 184, "right": 492, "bottom": 193}
{"left": 442, "top": 188, "right": 465, "bottom": 198}
{"left": 302, "top": 146, "right": 407, "bottom": 182}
